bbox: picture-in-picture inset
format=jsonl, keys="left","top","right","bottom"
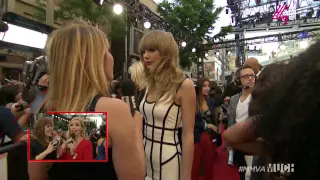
{"left": 28, "top": 112, "right": 107, "bottom": 162}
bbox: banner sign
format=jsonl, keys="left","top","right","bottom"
{"left": 272, "top": 1, "right": 296, "bottom": 26}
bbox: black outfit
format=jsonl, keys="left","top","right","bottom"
{"left": 222, "top": 81, "right": 241, "bottom": 99}
{"left": 90, "top": 133, "right": 99, "bottom": 159}
{"left": 0, "top": 107, "right": 22, "bottom": 139}
{"left": 0, "top": 107, "right": 29, "bottom": 180}
{"left": 48, "top": 95, "right": 117, "bottom": 180}
{"left": 250, "top": 156, "right": 267, "bottom": 180}
{"left": 234, "top": 151, "right": 247, "bottom": 180}
{"left": 7, "top": 143, "right": 29, "bottom": 180}
{"left": 30, "top": 139, "right": 57, "bottom": 160}
{"left": 136, "top": 88, "right": 146, "bottom": 109}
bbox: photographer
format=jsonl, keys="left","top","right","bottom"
{"left": 0, "top": 84, "right": 30, "bottom": 142}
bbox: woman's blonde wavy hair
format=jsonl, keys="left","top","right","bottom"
{"left": 139, "top": 30, "right": 185, "bottom": 99}
{"left": 46, "top": 23, "right": 109, "bottom": 112}
{"left": 45, "top": 23, "right": 110, "bottom": 111}
{"left": 68, "top": 117, "right": 86, "bottom": 138}
{"left": 128, "top": 61, "right": 147, "bottom": 91}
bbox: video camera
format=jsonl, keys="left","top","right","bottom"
{"left": 22, "top": 56, "right": 48, "bottom": 88}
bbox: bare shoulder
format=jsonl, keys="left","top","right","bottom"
{"left": 94, "top": 97, "right": 132, "bottom": 132}
{"left": 181, "top": 78, "right": 195, "bottom": 88}
{"left": 178, "top": 78, "right": 195, "bottom": 95}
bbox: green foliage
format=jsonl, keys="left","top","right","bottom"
{"left": 34, "top": 0, "right": 126, "bottom": 38}
{"left": 54, "top": 120, "right": 68, "bottom": 131}
{"left": 84, "top": 120, "right": 97, "bottom": 133}
{"left": 158, "top": 0, "right": 232, "bottom": 68}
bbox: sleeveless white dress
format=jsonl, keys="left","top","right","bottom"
{"left": 140, "top": 89, "right": 183, "bottom": 180}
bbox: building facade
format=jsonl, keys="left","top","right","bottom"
{"left": 0, "top": 0, "right": 160, "bottom": 82}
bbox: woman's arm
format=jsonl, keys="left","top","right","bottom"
{"left": 28, "top": 162, "right": 49, "bottom": 180}
{"left": 179, "top": 79, "right": 196, "bottom": 180}
{"left": 96, "top": 98, "right": 145, "bottom": 180}
{"left": 35, "top": 150, "right": 50, "bottom": 160}
{"left": 35, "top": 142, "right": 55, "bottom": 160}
{"left": 223, "top": 119, "right": 265, "bottom": 155}
{"left": 223, "top": 118, "right": 255, "bottom": 143}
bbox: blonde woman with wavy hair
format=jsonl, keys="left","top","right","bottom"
{"left": 59, "top": 117, "right": 93, "bottom": 160}
{"left": 139, "top": 30, "right": 196, "bottom": 180}
{"left": 128, "top": 61, "right": 147, "bottom": 91}
{"left": 28, "top": 24, "right": 145, "bottom": 180}
{"left": 128, "top": 61, "right": 147, "bottom": 107}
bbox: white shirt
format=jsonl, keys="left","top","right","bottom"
{"left": 235, "top": 94, "right": 253, "bottom": 179}
{"left": 235, "top": 94, "right": 252, "bottom": 123}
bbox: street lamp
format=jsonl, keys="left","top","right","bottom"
{"left": 113, "top": 4, "right": 123, "bottom": 15}
{"left": 144, "top": 21, "right": 151, "bottom": 29}
{"left": 192, "top": 48, "right": 196, "bottom": 53}
{"left": 181, "top": 41, "right": 187, "bottom": 47}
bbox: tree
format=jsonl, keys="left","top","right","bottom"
{"left": 158, "top": 0, "right": 232, "bottom": 68}
{"left": 34, "top": 0, "right": 126, "bottom": 39}
{"left": 54, "top": 120, "right": 68, "bottom": 131}
{"left": 84, "top": 120, "right": 97, "bottom": 134}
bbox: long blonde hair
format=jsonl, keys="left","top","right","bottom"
{"left": 139, "top": 30, "right": 185, "bottom": 99}
{"left": 68, "top": 117, "right": 86, "bottom": 138}
{"left": 45, "top": 24, "right": 110, "bottom": 111}
{"left": 128, "top": 61, "right": 147, "bottom": 91}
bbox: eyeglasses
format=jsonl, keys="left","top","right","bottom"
{"left": 240, "top": 74, "right": 256, "bottom": 79}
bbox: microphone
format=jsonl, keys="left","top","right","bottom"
{"left": 0, "top": 21, "right": 9, "bottom": 33}
{"left": 0, "top": 141, "right": 26, "bottom": 154}
{"left": 70, "top": 133, "right": 76, "bottom": 141}
{"left": 120, "top": 79, "right": 137, "bottom": 116}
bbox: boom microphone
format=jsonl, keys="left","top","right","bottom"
{"left": 120, "top": 79, "right": 137, "bottom": 116}
{"left": 0, "top": 141, "right": 26, "bottom": 154}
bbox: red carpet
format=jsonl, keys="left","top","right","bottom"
{"left": 199, "top": 125, "right": 240, "bottom": 180}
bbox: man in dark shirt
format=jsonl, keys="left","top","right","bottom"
{"left": 0, "top": 106, "right": 27, "bottom": 142}
{"left": 0, "top": 106, "right": 29, "bottom": 180}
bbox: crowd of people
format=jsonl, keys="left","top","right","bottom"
{"left": 0, "top": 22, "right": 319, "bottom": 180}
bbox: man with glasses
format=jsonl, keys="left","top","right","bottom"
{"left": 226, "top": 65, "right": 256, "bottom": 180}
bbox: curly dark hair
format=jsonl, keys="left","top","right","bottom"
{"left": 249, "top": 62, "right": 291, "bottom": 117}
{"left": 253, "top": 41, "right": 320, "bottom": 180}
{"left": 0, "top": 85, "right": 20, "bottom": 105}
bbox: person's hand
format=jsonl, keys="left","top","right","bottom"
{"left": 38, "top": 74, "right": 49, "bottom": 87}
{"left": 218, "top": 113, "right": 225, "bottom": 122}
{"left": 10, "top": 107, "right": 31, "bottom": 128}
{"left": 7, "top": 102, "right": 22, "bottom": 113}
{"left": 45, "top": 141, "right": 56, "bottom": 154}
{"left": 207, "top": 124, "right": 217, "bottom": 131}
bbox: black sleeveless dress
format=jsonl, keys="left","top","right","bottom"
{"left": 48, "top": 95, "right": 117, "bottom": 180}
